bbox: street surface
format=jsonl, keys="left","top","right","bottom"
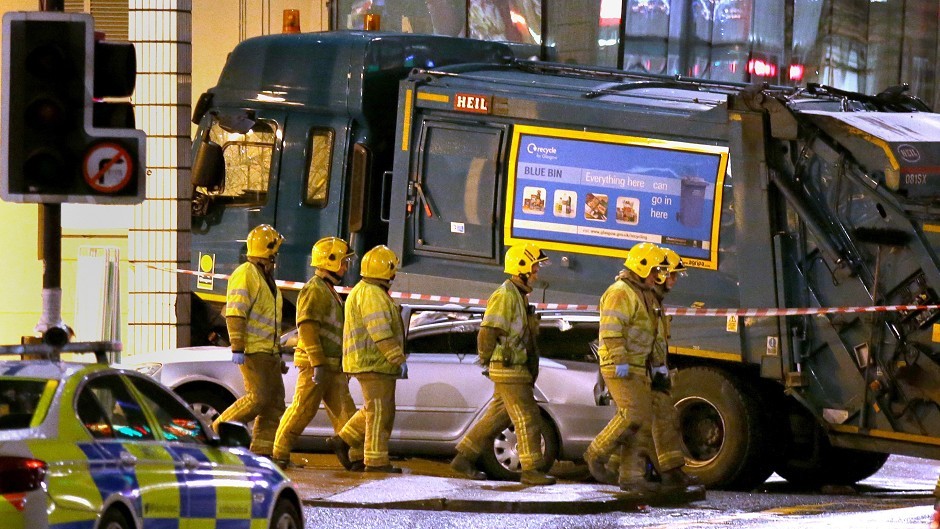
{"left": 287, "top": 454, "right": 939, "bottom": 529}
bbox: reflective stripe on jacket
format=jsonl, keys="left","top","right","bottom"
{"left": 597, "top": 278, "right": 659, "bottom": 368}
{"left": 226, "top": 261, "right": 283, "bottom": 354}
{"left": 342, "top": 280, "right": 404, "bottom": 375}
{"left": 295, "top": 275, "right": 344, "bottom": 365}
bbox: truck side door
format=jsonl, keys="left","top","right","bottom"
{"left": 272, "top": 114, "right": 349, "bottom": 284}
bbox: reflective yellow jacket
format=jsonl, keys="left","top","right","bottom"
{"left": 483, "top": 280, "right": 532, "bottom": 384}
{"left": 294, "top": 275, "right": 344, "bottom": 368}
{"left": 226, "top": 261, "right": 283, "bottom": 354}
{"left": 597, "top": 276, "right": 660, "bottom": 370}
{"left": 342, "top": 280, "right": 404, "bottom": 375}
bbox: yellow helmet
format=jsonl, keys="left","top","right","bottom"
{"left": 664, "top": 249, "right": 687, "bottom": 273}
{"left": 360, "top": 245, "right": 400, "bottom": 280}
{"left": 311, "top": 237, "right": 355, "bottom": 272}
{"left": 246, "top": 224, "right": 284, "bottom": 259}
{"left": 504, "top": 243, "right": 549, "bottom": 276}
{"left": 624, "top": 242, "right": 666, "bottom": 279}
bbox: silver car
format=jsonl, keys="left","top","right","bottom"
{"left": 124, "top": 305, "right": 613, "bottom": 480}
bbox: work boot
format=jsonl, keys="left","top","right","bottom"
{"left": 327, "top": 436, "right": 353, "bottom": 470}
{"left": 364, "top": 464, "right": 403, "bottom": 474}
{"left": 520, "top": 470, "right": 556, "bottom": 486}
{"left": 585, "top": 452, "right": 609, "bottom": 483}
{"left": 619, "top": 477, "right": 663, "bottom": 502}
{"left": 271, "top": 457, "right": 293, "bottom": 470}
{"left": 349, "top": 460, "right": 366, "bottom": 472}
{"left": 450, "top": 454, "right": 487, "bottom": 480}
{"left": 660, "top": 468, "right": 701, "bottom": 491}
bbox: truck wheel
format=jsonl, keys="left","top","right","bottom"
{"left": 478, "top": 415, "right": 558, "bottom": 481}
{"left": 178, "top": 388, "right": 235, "bottom": 424}
{"left": 672, "top": 366, "right": 774, "bottom": 489}
{"left": 774, "top": 415, "right": 889, "bottom": 487}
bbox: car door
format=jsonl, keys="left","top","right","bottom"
{"left": 126, "top": 375, "right": 259, "bottom": 525}
{"left": 392, "top": 311, "right": 495, "bottom": 443}
{"left": 76, "top": 373, "right": 185, "bottom": 527}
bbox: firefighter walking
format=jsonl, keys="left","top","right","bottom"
{"left": 584, "top": 242, "right": 666, "bottom": 499}
{"left": 272, "top": 237, "right": 361, "bottom": 469}
{"left": 449, "top": 244, "right": 556, "bottom": 486}
{"left": 330, "top": 245, "right": 407, "bottom": 473}
{"left": 648, "top": 249, "right": 700, "bottom": 491}
{"left": 212, "top": 224, "right": 286, "bottom": 457}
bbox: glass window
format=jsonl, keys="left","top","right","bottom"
{"left": 77, "top": 389, "right": 113, "bottom": 439}
{"left": 536, "top": 323, "right": 599, "bottom": 362}
{"left": 207, "top": 119, "right": 278, "bottom": 207}
{"left": 469, "top": 0, "right": 542, "bottom": 44}
{"left": 304, "top": 128, "right": 335, "bottom": 208}
{"left": 80, "top": 375, "right": 154, "bottom": 441}
{"left": 0, "top": 378, "right": 54, "bottom": 430}
{"left": 128, "top": 376, "right": 208, "bottom": 444}
{"left": 338, "top": 0, "right": 467, "bottom": 35}
{"left": 547, "top": 0, "right": 619, "bottom": 68}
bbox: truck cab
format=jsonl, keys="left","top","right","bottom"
{"left": 189, "top": 31, "right": 513, "bottom": 335}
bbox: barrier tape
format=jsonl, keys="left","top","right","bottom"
{"left": 150, "top": 265, "right": 940, "bottom": 316}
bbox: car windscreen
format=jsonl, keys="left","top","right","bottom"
{"left": 537, "top": 323, "right": 598, "bottom": 362}
{"left": 0, "top": 378, "right": 57, "bottom": 430}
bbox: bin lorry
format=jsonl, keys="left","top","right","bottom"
{"left": 189, "top": 29, "right": 940, "bottom": 489}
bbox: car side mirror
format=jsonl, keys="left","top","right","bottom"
{"left": 216, "top": 421, "right": 251, "bottom": 448}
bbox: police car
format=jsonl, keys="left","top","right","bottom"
{"left": 0, "top": 341, "right": 303, "bottom": 529}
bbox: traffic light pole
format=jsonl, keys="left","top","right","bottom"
{"left": 35, "top": 0, "right": 67, "bottom": 345}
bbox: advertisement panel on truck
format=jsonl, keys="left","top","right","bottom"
{"left": 504, "top": 125, "right": 729, "bottom": 269}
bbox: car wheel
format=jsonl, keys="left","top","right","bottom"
{"left": 270, "top": 497, "right": 302, "bottom": 529}
{"left": 478, "top": 415, "right": 558, "bottom": 481}
{"left": 98, "top": 508, "right": 130, "bottom": 529}
{"left": 178, "top": 388, "right": 235, "bottom": 424}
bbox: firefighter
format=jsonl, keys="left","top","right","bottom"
{"left": 449, "top": 243, "right": 556, "bottom": 486}
{"left": 272, "top": 237, "right": 362, "bottom": 470}
{"left": 648, "top": 248, "right": 700, "bottom": 491}
{"left": 212, "top": 224, "right": 286, "bottom": 458}
{"left": 584, "top": 242, "right": 666, "bottom": 499}
{"left": 330, "top": 245, "right": 407, "bottom": 473}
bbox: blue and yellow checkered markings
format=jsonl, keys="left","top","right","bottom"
{"left": 173, "top": 445, "right": 259, "bottom": 525}
{"left": 125, "top": 443, "right": 184, "bottom": 528}
{"left": 238, "top": 451, "right": 285, "bottom": 519}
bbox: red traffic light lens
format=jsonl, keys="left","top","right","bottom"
{"left": 26, "top": 96, "right": 66, "bottom": 130}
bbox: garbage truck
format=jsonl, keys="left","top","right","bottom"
{"left": 189, "top": 29, "right": 940, "bottom": 489}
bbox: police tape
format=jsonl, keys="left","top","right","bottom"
{"left": 151, "top": 265, "right": 940, "bottom": 316}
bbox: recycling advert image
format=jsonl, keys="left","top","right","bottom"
{"left": 504, "top": 125, "right": 729, "bottom": 269}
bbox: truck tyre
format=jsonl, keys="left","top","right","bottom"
{"left": 178, "top": 388, "right": 235, "bottom": 424}
{"left": 478, "top": 414, "right": 558, "bottom": 481}
{"left": 672, "top": 366, "right": 774, "bottom": 489}
{"left": 774, "top": 414, "right": 889, "bottom": 487}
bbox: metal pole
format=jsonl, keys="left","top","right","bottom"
{"left": 35, "top": 0, "right": 66, "bottom": 342}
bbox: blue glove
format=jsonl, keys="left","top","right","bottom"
{"left": 614, "top": 364, "right": 630, "bottom": 377}
{"left": 399, "top": 362, "right": 409, "bottom": 380}
{"left": 232, "top": 351, "right": 246, "bottom": 365}
{"left": 651, "top": 365, "right": 669, "bottom": 378}
{"left": 313, "top": 366, "right": 327, "bottom": 384}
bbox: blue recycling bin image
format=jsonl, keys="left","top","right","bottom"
{"left": 678, "top": 177, "right": 708, "bottom": 228}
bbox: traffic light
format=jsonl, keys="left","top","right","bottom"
{"left": 0, "top": 11, "right": 146, "bottom": 204}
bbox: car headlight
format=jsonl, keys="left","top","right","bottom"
{"left": 134, "top": 362, "right": 163, "bottom": 377}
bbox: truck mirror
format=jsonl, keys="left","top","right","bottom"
{"left": 192, "top": 138, "right": 224, "bottom": 190}
{"left": 191, "top": 92, "right": 214, "bottom": 124}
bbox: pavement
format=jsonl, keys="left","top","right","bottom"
{"left": 283, "top": 453, "right": 706, "bottom": 514}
